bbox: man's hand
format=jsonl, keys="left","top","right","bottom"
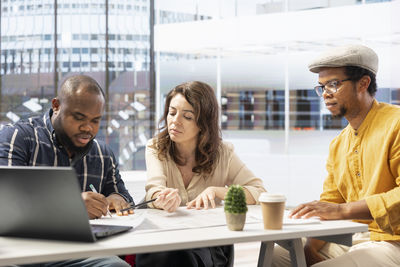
{"left": 289, "top": 199, "right": 372, "bottom": 220}
{"left": 81, "top": 191, "right": 109, "bottom": 219}
{"left": 153, "top": 188, "right": 181, "bottom": 213}
{"left": 289, "top": 200, "right": 345, "bottom": 220}
{"left": 107, "top": 193, "right": 133, "bottom": 216}
{"left": 186, "top": 187, "right": 217, "bottom": 210}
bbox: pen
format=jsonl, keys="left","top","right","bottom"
{"left": 89, "top": 184, "right": 112, "bottom": 217}
{"left": 119, "top": 198, "right": 157, "bottom": 213}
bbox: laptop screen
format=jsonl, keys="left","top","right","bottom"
{"left": 0, "top": 166, "right": 99, "bottom": 242}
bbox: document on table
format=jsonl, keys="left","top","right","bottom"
{"left": 90, "top": 206, "right": 260, "bottom": 233}
{"left": 90, "top": 209, "right": 148, "bottom": 228}
{"left": 283, "top": 211, "right": 321, "bottom": 225}
{"left": 247, "top": 209, "right": 321, "bottom": 225}
{"left": 89, "top": 206, "right": 319, "bottom": 234}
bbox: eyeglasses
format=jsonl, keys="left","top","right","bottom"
{"left": 314, "top": 78, "right": 352, "bottom": 97}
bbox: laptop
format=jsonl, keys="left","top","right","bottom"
{"left": 0, "top": 166, "right": 132, "bottom": 242}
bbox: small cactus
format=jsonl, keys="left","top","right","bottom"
{"left": 224, "top": 185, "right": 248, "bottom": 214}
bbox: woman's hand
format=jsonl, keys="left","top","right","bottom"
{"left": 154, "top": 188, "right": 181, "bottom": 213}
{"left": 186, "top": 187, "right": 217, "bottom": 210}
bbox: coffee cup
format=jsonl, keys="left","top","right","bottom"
{"left": 259, "top": 193, "right": 286, "bottom": 230}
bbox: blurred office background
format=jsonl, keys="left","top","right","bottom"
{"left": 0, "top": 0, "right": 399, "bottom": 205}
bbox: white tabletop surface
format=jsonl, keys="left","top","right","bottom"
{"left": 0, "top": 206, "right": 368, "bottom": 266}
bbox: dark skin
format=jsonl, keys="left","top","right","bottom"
{"left": 51, "top": 81, "right": 133, "bottom": 219}
{"left": 289, "top": 67, "right": 374, "bottom": 266}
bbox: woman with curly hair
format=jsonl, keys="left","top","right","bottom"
{"left": 136, "top": 81, "right": 266, "bottom": 267}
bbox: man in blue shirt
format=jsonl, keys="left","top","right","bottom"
{"left": 0, "top": 75, "right": 133, "bottom": 266}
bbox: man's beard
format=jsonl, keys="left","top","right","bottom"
{"left": 332, "top": 106, "right": 347, "bottom": 119}
{"left": 53, "top": 116, "right": 92, "bottom": 156}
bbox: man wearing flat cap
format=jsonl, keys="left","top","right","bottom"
{"left": 272, "top": 44, "right": 400, "bottom": 266}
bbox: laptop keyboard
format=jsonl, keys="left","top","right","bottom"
{"left": 90, "top": 224, "right": 132, "bottom": 238}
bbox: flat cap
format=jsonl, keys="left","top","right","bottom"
{"left": 308, "top": 44, "right": 378, "bottom": 75}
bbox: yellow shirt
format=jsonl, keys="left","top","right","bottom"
{"left": 321, "top": 100, "right": 400, "bottom": 241}
{"left": 145, "top": 139, "right": 266, "bottom": 207}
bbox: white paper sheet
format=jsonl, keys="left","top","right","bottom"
{"left": 90, "top": 209, "right": 147, "bottom": 228}
{"left": 90, "top": 206, "right": 260, "bottom": 233}
{"left": 247, "top": 209, "right": 321, "bottom": 225}
{"left": 90, "top": 206, "right": 320, "bottom": 235}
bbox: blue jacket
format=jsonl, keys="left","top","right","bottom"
{"left": 0, "top": 109, "right": 133, "bottom": 202}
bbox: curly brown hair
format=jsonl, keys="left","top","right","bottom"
{"left": 151, "top": 81, "right": 221, "bottom": 176}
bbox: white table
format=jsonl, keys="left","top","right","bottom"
{"left": 0, "top": 206, "right": 368, "bottom": 267}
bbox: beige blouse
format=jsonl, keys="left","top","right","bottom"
{"left": 145, "top": 139, "right": 266, "bottom": 207}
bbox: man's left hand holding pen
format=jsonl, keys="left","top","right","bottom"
{"left": 81, "top": 184, "right": 134, "bottom": 219}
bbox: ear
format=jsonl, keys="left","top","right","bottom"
{"left": 357, "top": 75, "right": 371, "bottom": 93}
{"left": 52, "top": 98, "right": 60, "bottom": 112}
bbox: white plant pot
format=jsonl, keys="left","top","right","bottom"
{"left": 225, "top": 212, "right": 246, "bottom": 231}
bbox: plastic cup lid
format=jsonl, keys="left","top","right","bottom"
{"left": 259, "top": 192, "right": 286, "bottom": 202}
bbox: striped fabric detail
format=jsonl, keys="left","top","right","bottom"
{"left": 82, "top": 155, "right": 88, "bottom": 192}
{"left": 110, "top": 155, "right": 119, "bottom": 193}
{"left": 8, "top": 129, "right": 19, "bottom": 166}
{"left": 42, "top": 114, "right": 57, "bottom": 166}
{"left": 0, "top": 110, "right": 132, "bottom": 203}
{"left": 94, "top": 139, "right": 105, "bottom": 193}
{"left": 29, "top": 118, "right": 40, "bottom": 166}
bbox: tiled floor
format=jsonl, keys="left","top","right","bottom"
{"left": 234, "top": 242, "right": 261, "bottom": 267}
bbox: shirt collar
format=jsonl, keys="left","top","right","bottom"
{"left": 353, "top": 99, "right": 378, "bottom": 135}
{"left": 45, "top": 109, "right": 60, "bottom": 146}
{"left": 45, "top": 109, "right": 55, "bottom": 133}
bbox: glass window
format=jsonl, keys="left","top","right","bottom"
{"left": 0, "top": 9, "right": 55, "bottom": 128}
{"left": 154, "top": 0, "right": 400, "bottom": 205}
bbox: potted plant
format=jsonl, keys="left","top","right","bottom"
{"left": 224, "top": 184, "right": 248, "bottom": 231}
